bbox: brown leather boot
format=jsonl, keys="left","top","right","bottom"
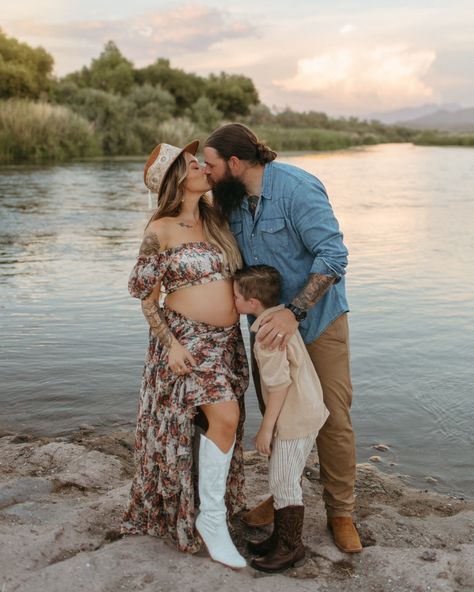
{"left": 241, "top": 495, "right": 274, "bottom": 527}
{"left": 251, "top": 506, "right": 306, "bottom": 573}
{"left": 247, "top": 505, "right": 278, "bottom": 555}
{"left": 327, "top": 516, "right": 362, "bottom": 553}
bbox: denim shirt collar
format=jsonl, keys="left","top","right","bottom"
{"left": 239, "top": 162, "right": 273, "bottom": 216}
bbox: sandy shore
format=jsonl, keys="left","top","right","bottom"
{"left": 0, "top": 427, "right": 473, "bottom": 592}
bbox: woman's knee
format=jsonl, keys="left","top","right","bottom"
{"left": 201, "top": 401, "right": 240, "bottom": 433}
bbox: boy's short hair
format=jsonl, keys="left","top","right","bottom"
{"left": 234, "top": 265, "right": 281, "bottom": 309}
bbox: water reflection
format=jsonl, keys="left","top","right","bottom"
{"left": 1, "top": 145, "right": 473, "bottom": 497}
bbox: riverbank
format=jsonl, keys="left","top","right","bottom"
{"left": 1, "top": 427, "right": 473, "bottom": 592}
{"left": 2, "top": 99, "right": 474, "bottom": 164}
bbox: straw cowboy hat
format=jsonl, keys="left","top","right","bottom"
{"left": 144, "top": 139, "right": 200, "bottom": 195}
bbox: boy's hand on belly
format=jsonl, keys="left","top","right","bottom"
{"left": 254, "top": 427, "right": 273, "bottom": 456}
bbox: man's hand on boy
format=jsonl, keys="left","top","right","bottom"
{"left": 257, "top": 308, "right": 298, "bottom": 351}
{"left": 254, "top": 427, "right": 273, "bottom": 456}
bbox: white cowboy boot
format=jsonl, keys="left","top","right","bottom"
{"left": 195, "top": 434, "right": 246, "bottom": 569}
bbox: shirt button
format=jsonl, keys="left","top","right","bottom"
{"left": 251, "top": 233, "right": 255, "bottom": 237}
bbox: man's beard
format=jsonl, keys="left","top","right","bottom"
{"left": 211, "top": 170, "right": 247, "bottom": 220}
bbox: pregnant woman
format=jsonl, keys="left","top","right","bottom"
{"left": 121, "top": 140, "right": 248, "bottom": 569}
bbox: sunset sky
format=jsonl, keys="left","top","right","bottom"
{"left": 3, "top": 0, "right": 473, "bottom": 116}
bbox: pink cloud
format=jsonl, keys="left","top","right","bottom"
{"left": 3, "top": 4, "right": 257, "bottom": 74}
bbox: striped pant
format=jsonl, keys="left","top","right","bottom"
{"left": 269, "top": 433, "right": 317, "bottom": 509}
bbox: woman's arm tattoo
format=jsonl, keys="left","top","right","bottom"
{"left": 292, "top": 273, "right": 335, "bottom": 311}
{"left": 139, "top": 232, "right": 161, "bottom": 256}
{"left": 141, "top": 299, "right": 174, "bottom": 348}
{"left": 137, "top": 232, "right": 173, "bottom": 346}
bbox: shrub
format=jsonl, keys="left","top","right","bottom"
{"left": 0, "top": 99, "right": 100, "bottom": 163}
{"left": 157, "top": 117, "right": 199, "bottom": 147}
{"left": 187, "top": 96, "right": 223, "bottom": 131}
{"left": 0, "top": 29, "right": 54, "bottom": 99}
{"left": 253, "top": 126, "right": 358, "bottom": 152}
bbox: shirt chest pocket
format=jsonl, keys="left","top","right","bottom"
{"left": 259, "top": 218, "right": 288, "bottom": 250}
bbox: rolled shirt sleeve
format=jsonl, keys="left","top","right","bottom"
{"left": 290, "top": 178, "right": 348, "bottom": 282}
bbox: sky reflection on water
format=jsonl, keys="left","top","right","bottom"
{"left": 1, "top": 145, "right": 473, "bottom": 497}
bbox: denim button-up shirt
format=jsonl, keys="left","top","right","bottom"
{"left": 228, "top": 161, "right": 349, "bottom": 344}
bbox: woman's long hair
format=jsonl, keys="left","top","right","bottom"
{"left": 145, "top": 154, "right": 242, "bottom": 272}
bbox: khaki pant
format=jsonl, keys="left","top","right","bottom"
{"left": 251, "top": 313, "right": 355, "bottom": 517}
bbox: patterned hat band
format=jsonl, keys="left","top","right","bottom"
{"left": 144, "top": 140, "right": 200, "bottom": 198}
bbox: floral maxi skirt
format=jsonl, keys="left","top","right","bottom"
{"left": 121, "top": 306, "right": 249, "bottom": 552}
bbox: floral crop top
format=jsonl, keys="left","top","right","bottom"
{"left": 128, "top": 241, "right": 231, "bottom": 300}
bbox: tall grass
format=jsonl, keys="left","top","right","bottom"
{"left": 252, "top": 126, "right": 376, "bottom": 152}
{"left": 413, "top": 130, "right": 474, "bottom": 147}
{"left": 0, "top": 100, "right": 100, "bottom": 163}
{"left": 2, "top": 100, "right": 473, "bottom": 165}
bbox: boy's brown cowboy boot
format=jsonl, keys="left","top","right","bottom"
{"left": 241, "top": 495, "right": 274, "bottom": 527}
{"left": 327, "top": 516, "right": 362, "bottom": 553}
{"left": 251, "top": 506, "right": 306, "bottom": 573}
{"left": 247, "top": 503, "right": 279, "bottom": 556}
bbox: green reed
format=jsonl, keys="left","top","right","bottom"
{"left": 0, "top": 100, "right": 101, "bottom": 163}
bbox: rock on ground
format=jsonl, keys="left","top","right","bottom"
{"left": 0, "top": 431, "right": 473, "bottom": 592}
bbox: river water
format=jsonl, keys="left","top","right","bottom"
{"left": 1, "top": 144, "right": 473, "bottom": 497}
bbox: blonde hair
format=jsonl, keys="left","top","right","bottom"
{"left": 146, "top": 154, "right": 243, "bottom": 272}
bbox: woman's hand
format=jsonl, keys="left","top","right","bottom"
{"left": 257, "top": 308, "right": 299, "bottom": 351}
{"left": 168, "top": 340, "right": 197, "bottom": 375}
{"left": 254, "top": 426, "right": 273, "bottom": 456}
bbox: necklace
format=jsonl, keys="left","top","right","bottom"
{"left": 177, "top": 218, "right": 201, "bottom": 229}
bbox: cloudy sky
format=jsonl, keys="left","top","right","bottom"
{"left": 3, "top": 0, "right": 473, "bottom": 116}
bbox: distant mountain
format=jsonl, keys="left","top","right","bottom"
{"left": 396, "top": 107, "right": 474, "bottom": 132}
{"left": 370, "top": 103, "right": 460, "bottom": 125}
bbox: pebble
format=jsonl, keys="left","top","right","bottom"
{"left": 426, "top": 476, "right": 439, "bottom": 484}
{"left": 419, "top": 550, "right": 437, "bottom": 562}
{"left": 369, "top": 455, "right": 382, "bottom": 463}
{"left": 373, "top": 444, "right": 390, "bottom": 452}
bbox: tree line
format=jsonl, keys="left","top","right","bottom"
{"left": 1, "top": 29, "right": 471, "bottom": 163}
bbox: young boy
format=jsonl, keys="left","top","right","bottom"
{"left": 233, "top": 265, "right": 329, "bottom": 573}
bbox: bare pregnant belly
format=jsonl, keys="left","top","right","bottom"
{"left": 165, "top": 279, "right": 239, "bottom": 327}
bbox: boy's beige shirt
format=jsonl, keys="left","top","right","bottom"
{"left": 251, "top": 304, "right": 329, "bottom": 440}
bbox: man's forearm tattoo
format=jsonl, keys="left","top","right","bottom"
{"left": 141, "top": 299, "right": 174, "bottom": 348}
{"left": 139, "top": 232, "right": 161, "bottom": 256}
{"left": 292, "top": 273, "right": 335, "bottom": 311}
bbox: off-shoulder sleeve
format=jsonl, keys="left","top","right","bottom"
{"left": 128, "top": 253, "right": 169, "bottom": 300}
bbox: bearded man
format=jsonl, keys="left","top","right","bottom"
{"left": 203, "top": 123, "right": 362, "bottom": 554}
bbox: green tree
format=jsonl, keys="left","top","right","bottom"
{"left": 64, "top": 41, "right": 134, "bottom": 95}
{"left": 245, "top": 104, "right": 274, "bottom": 126}
{"left": 135, "top": 58, "right": 205, "bottom": 112}
{"left": 128, "top": 83, "right": 175, "bottom": 120}
{"left": 205, "top": 73, "right": 259, "bottom": 118}
{"left": 0, "top": 29, "right": 54, "bottom": 99}
{"left": 58, "top": 86, "right": 139, "bottom": 154}
{"left": 188, "top": 96, "right": 222, "bottom": 131}
{"left": 89, "top": 41, "right": 134, "bottom": 95}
